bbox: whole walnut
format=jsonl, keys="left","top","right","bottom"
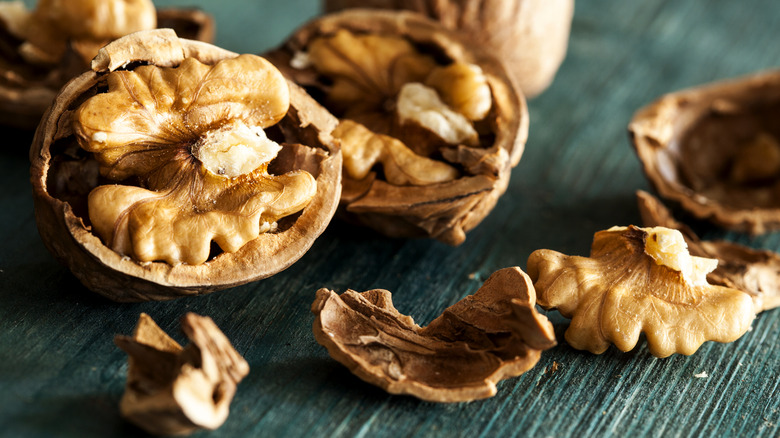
{"left": 324, "top": 0, "right": 574, "bottom": 98}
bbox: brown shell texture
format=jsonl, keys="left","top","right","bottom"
{"left": 114, "top": 313, "right": 249, "bottom": 435}
{"left": 30, "top": 29, "right": 342, "bottom": 302}
{"left": 267, "top": 9, "right": 528, "bottom": 245}
{"left": 311, "top": 267, "right": 556, "bottom": 403}
{"left": 0, "top": 5, "right": 214, "bottom": 130}
{"left": 324, "top": 0, "right": 574, "bottom": 98}
{"left": 637, "top": 190, "right": 780, "bottom": 313}
{"left": 630, "top": 70, "right": 780, "bottom": 235}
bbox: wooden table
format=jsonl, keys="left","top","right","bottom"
{"left": 1, "top": 1, "right": 778, "bottom": 436}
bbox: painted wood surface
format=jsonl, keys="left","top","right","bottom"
{"left": 1, "top": 0, "right": 778, "bottom": 436}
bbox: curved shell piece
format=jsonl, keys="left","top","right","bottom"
{"left": 528, "top": 226, "right": 755, "bottom": 358}
{"left": 630, "top": 70, "right": 780, "bottom": 235}
{"left": 311, "top": 267, "right": 556, "bottom": 402}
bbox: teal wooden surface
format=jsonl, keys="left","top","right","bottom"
{"left": 1, "top": 1, "right": 779, "bottom": 437}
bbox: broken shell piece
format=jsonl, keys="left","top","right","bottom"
{"left": 114, "top": 313, "right": 249, "bottom": 436}
{"left": 630, "top": 70, "right": 780, "bottom": 235}
{"left": 527, "top": 226, "right": 755, "bottom": 358}
{"left": 267, "top": 10, "right": 527, "bottom": 245}
{"left": 0, "top": 1, "right": 214, "bottom": 129}
{"left": 30, "top": 30, "right": 341, "bottom": 301}
{"left": 637, "top": 190, "right": 780, "bottom": 313}
{"left": 311, "top": 267, "right": 556, "bottom": 403}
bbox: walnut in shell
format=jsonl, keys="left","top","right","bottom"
{"left": 114, "top": 313, "right": 249, "bottom": 436}
{"left": 637, "top": 190, "right": 780, "bottom": 313}
{"left": 267, "top": 10, "right": 528, "bottom": 245}
{"left": 527, "top": 226, "right": 755, "bottom": 358}
{"left": 630, "top": 70, "right": 780, "bottom": 235}
{"left": 324, "top": 0, "right": 574, "bottom": 98}
{"left": 0, "top": 0, "right": 214, "bottom": 129}
{"left": 30, "top": 29, "right": 342, "bottom": 301}
{"left": 312, "top": 267, "right": 556, "bottom": 402}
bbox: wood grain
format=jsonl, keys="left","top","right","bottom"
{"left": 1, "top": 0, "right": 778, "bottom": 436}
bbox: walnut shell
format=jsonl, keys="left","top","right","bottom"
{"left": 0, "top": 5, "right": 214, "bottom": 130}
{"left": 324, "top": 0, "right": 574, "bottom": 98}
{"left": 266, "top": 10, "right": 528, "bottom": 245}
{"left": 630, "top": 70, "right": 780, "bottom": 235}
{"left": 312, "top": 267, "right": 555, "bottom": 402}
{"left": 30, "top": 29, "right": 342, "bottom": 302}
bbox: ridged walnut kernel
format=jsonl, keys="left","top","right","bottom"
{"left": 528, "top": 226, "right": 755, "bottom": 358}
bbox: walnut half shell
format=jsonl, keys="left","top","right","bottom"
{"left": 267, "top": 10, "right": 528, "bottom": 245}
{"left": 312, "top": 267, "right": 556, "bottom": 402}
{"left": 30, "top": 30, "right": 342, "bottom": 301}
{"left": 630, "top": 70, "right": 780, "bottom": 234}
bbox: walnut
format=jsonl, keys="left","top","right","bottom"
{"left": 114, "top": 313, "right": 249, "bottom": 435}
{"left": 311, "top": 267, "right": 556, "bottom": 402}
{"left": 267, "top": 10, "right": 527, "bottom": 245}
{"left": 527, "top": 226, "right": 755, "bottom": 358}
{"left": 30, "top": 30, "right": 342, "bottom": 301}
{"left": 630, "top": 70, "right": 780, "bottom": 235}
{"left": 0, "top": 0, "right": 214, "bottom": 129}
{"left": 637, "top": 190, "right": 780, "bottom": 313}
{"left": 324, "top": 0, "right": 574, "bottom": 98}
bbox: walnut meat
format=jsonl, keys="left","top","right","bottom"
{"left": 0, "top": 0, "right": 214, "bottom": 129}
{"left": 312, "top": 267, "right": 556, "bottom": 402}
{"left": 30, "top": 30, "right": 342, "bottom": 301}
{"left": 114, "top": 313, "right": 249, "bottom": 435}
{"left": 324, "top": 1, "right": 574, "bottom": 98}
{"left": 527, "top": 226, "right": 755, "bottom": 358}
{"left": 267, "top": 10, "right": 527, "bottom": 245}
{"left": 630, "top": 70, "right": 780, "bottom": 234}
{"left": 637, "top": 190, "right": 780, "bottom": 313}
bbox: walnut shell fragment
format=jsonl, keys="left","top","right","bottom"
{"left": 114, "top": 313, "right": 249, "bottom": 436}
{"left": 528, "top": 226, "right": 755, "bottom": 358}
{"left": 0, "top": 0, "right": 214, "bottom": 129}
{"left": 630, "top": 70, "right": 780, "bottom": 235}
{"left": 637, "top": 190, "right": 780, "bottom": 313}
{"left": 267, "top": 10, "right": 528, "bottom": 245}
{"left": 30, "top": 29, "right": 342, "bottom": 301}
{"left": 324, "top": 0, "right": 574, "bottom": 98}
{"left": 311, "top": 267, "right": 556, "bottom": 402}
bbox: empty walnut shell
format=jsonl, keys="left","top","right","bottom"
{"left": 637, "top": 190, "right": 780, "bottom": 313}
{"left": 267, "top": 9, "right": 528, "bottom": 245}
{"left": 312, "top": 267, "right": 556, "bottom": 402}
{"left": 30, "top": 29, "right": 341, "bottom": 302}
{"left": 324, "top": 0, "right": 574, "bottom": 98}
{"left": 0, "top": 3, "right": 214, "bottom": 130}
{"left": 630, "top": 70, "right": 780, "bottom": 235}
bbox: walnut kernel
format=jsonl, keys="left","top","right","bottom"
{"left": 528, "top": 225, "right": 755, "bottom": 357}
